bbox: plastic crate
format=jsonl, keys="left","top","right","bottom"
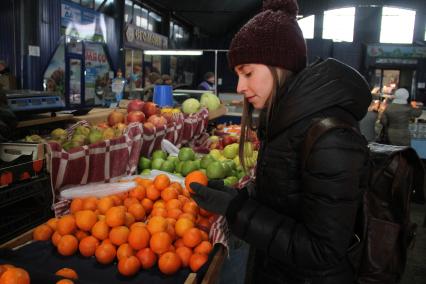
{"left": 0, "top": 176, "right": 54, "bottom": 244}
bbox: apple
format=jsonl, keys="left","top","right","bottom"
{"left": 143, "top": 102, "right": 159, "bottom": 118}
{"left": 143, "top": 122, "right": 155, "bottom": 131}
{"left": 127, "top": 111, "right": 145, "bottom": 123}
{"left": 147, "top": 114, "right": 167, "bottom": 128}
{"left": 127, "top": 99, "right": 144, "bottom": 113}
{"left": 97, "top": 122, "right": 109, "bottom": 129}
{"left": 161, "top": 112, "right": 174, "bottom": 124}
{"left": 222, "top": 135, "right": 237, "bottom": 146}
{"left": 107, "top": 110, "right": 125, "bottom": 126}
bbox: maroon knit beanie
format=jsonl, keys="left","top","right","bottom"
{"left": 228, "top": 0, "right": 307, "bottom": 73}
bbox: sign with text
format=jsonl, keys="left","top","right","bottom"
{"left": 124, "top": 24, "right": 168, "bottom": 50}
{"left": 367, "top": 45, "right": 426, "bottom": 59}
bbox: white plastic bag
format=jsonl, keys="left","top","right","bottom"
{"left": 161, "top": 139, "right": 179, "bottom": 157}
{"left": 117, "top": 170, "right": 185, "bottom": 188}
{"left": 60, "top": 181, "right": 137, "bottom": 199}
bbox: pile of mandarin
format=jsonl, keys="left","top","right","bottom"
{"left": 33, "top": 171, "right": 214, "bottom": 277}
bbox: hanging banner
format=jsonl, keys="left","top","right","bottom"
{"left": 124, "top": 24, "right": 168, "bottom": 50}
{"left": 367, "top": 45, "right": 426, "bottom": 59}
{"left": 61, "top": 0, "right": 107, "bottom": 42}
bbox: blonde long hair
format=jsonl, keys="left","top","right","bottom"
{"left": 238, "top": 66, "right": 291, "bottom": 171}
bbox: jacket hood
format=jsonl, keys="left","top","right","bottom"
{"left": 268, "top": 58, "right": 371, "bottom": 138}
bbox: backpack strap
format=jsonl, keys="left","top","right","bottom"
{"left": 302, "top": 117, "right": 360, "bottom": 169}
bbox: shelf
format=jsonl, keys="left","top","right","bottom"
{"left": 16, "top": 113, "right": 74, "bottom": 128}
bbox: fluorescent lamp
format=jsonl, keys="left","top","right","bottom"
{"left": 143, "top": 50, "right": 203, "bottom": 56}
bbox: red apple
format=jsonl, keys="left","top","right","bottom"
{"left": 107, "top": 110, "right": 125, "bottom": 126}
{"left": 143, "top": 102, "right": 159, "bottom": 118}
{"left": 222, "top": 135, "right": 237, "bottom": 146}
{"left": 127, "top": 99, "right": 144, "bottom": 113}
{"left": 97, "top": 122, "right": 109, "bottom": 129}
{"left": 127, "top": 111, "right": 145, "bottom": 123}
{"left": 147, "top": 114, "right": 167, "bottom": 128}
{"left": 143, "top": 122, "right": 155, "bottom": 131}
{"left": 161, "top": 112, "right": 174, "bottom": 124}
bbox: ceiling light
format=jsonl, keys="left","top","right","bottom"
{"left": 144, "top": 50, "right": 203, "bottom": 56}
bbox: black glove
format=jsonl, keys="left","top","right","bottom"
{"left": 190, "top": 180, "right": 248, "bottom": 222}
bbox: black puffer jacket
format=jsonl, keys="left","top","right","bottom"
{"left": 229, "top": 59, "right": 371, "bottom": 284}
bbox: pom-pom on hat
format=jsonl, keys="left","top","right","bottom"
{"left": 228, "top": 0, "right": 307, "bottom": 73}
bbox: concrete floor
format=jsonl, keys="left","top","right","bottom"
{"left": 401, "top": 203, "right": 426, "bottom": 284}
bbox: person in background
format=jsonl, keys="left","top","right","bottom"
{"left": 143, "top": 72, "right": 163, "bottom": 101}
{"left": 380, "top": 88, "right": 422, "bottom": 146}
{"left": 198, "top": 71, "right": 215, "bottom": 91}
{"left": 161, "top": 74, "right": 174, "bottom": 86}
{"left": 0, "top": 60, "right": 15, "bottom": 90}
{"left": 190, "top": 0, "right": 370, "bottom": 283}
{"left": 359, "top": 100, "right": 380, "bottom": 142}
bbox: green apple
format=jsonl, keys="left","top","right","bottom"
{"left": 181, "top": 161, "right": 198, "bottom": 176}
{"left": 138, "top": 157, "right": 151, "bottom": 170}
{"left": 223, "top": 143, "right": 239, "bottom": 159}
{"left": 201, "top": 154, "right": 215, "bottom": 169}
{"left": 224, "top": 176, "right": 239, "bottom": 187}
{"left": 141, "top": 169, "right": 151, "bottom": 175}
{"left": 206, "top": 161, "right": 226, "bottom": 179}
{"left": 209, "top": 149, "right": 222, "bottom": 160}
{"left": 161, "top": 160, "right": 175, "bottom": 172}
{"left": 152, "top": 150, "right": 168, "bottom": 160}
{"left": 151, "top": 158, "right": 165, "bottom": 170}
{"left": 178, "top": 147, "right": 195, "bottom": 161}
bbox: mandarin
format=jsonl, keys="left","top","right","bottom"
{"left": 141, "top": 198, "right": 154, "bottom": 214}
{"left": 51, "top": 231, "right": 62, "bottom": 247}
{"left": 55, "top": 268, "right": 78, "bottom": 279}
{"left": 174, "top": 238, "right": 185, "bottom": 248}
{"left": 46, "top": 218, "right": 58, "bottom": 231}
{"left": 105, "top": 206, "right": 126, "bottom": 227}
{"left": 125, "top": 212, "right": 136, "bottom": 227}
{"left": 128, "top": 226, "right": 150, "bottom": 250}
{"left": 33, "top": 224, "right": 53, "bottom": 241}
{"left": 169, "top": 182, "right": 183, "bottom": 194}
{"left": 158, "top": 252, "right": 181, "bottom": 275}
{"left": 189, "top": 253, "right": 208, "bottom": 272}
{"left": 0, "top": 267, "right": 30, "bottom": 284}
{"left": 182, "top": 202, "right": 199, "bottom": 216}
{"left": 97, "top": 197, "right": 114, "bottom": 214}
{"left": 95, "top": 243, "right": 117, "bottom": 264}
{"left": 165, "top": 199, "right": 182, "bottom": 210}
{"left": 82, "top": 197, "right": 98, "bottom": 211}
{"left": 200, "top": 230, "right": 209, "bottom": 242}
{"left": 182, "top": 228, "right": 202, "bottom": 248}
{"left": 153, "top": 174, "right": 170, "bottom": 191}
{"left": 161, "top": 187, "right": 179, "bottom": 202}
{"left": 150, "top": 207, "right": 167, "bottom": 218}
{"left": 176, "top": 246, "right": 193, "bottom": 267}
{"left": 75, "top": 210, "right": 97, "bottom": 231}
{"left": 117, "top": 256, "right": 141, "bottom": 277}
{"left": 109, "top": 226, "right": 130, "bottom": 246}
{"left": 129, "top": 185, "right": 146, "bottom": 200}
{"left": 175, "top": 218, "right": 194, "bottom": 237}
{"left": 147, "top": 216, "right": 168, "bottom": 235}
{"left": 124, "top": 197, "right": 139, "bottom": 209}
{"left": 117, "top": 244, "right": 135, "bottom": 261}
{"left": 74, "top": 230, "right": 89, "bottom": 241}
{"left": 56, "top": 280, "right": 74, "bottom": 284}
{"left": 91, "top": 220, "right": 110, "bottom": 240}
{"left": 185, "top": 171, "right": 208, "bottom": 193}
{"left": 194, "top": 241, "right": 212, "bottom": 255}
{"left": 146, "top": 185, "right": 160, "bottom": 201}
{"left": 57, "top": 215, "right": 76, "bottom": 235}
{"left": 150, "top": 232, "right": 172, "bottom": 255}
{"left": 57, "top": 235, "right": 78, "bottom": 256}
{"left": 78, "top": 236, "right": 99, "bottom": 257}
{"left": 70, "top": 198, "right": 83, "bottom": 214}
{"left": 128, "top": 203, "right": 145, "bottom": 221}
{"left": 135, "top": 248, "right": 157, "bottom": 269}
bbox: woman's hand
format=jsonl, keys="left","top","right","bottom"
{"left": 190, "top": 180, "right": 239, "bottom": 215}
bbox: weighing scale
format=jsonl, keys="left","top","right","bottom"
{"left": 3, "top": 90, "right": 65, "bottom": 114}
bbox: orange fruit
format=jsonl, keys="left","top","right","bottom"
{"left": 194, "top": 241, "right": 212, "bottom": 255}
{"left": 33, "top": 224, "right": 53, "bottom": 241}
{"left": 75, "top": 210, "right": 97, "bottom": 231}
{"left": 182, "top": 228, "right": 202, "bottom": 248}
{"left": 166, "top": 218, "right": 177, "bottom": 226}
{"left": 175, "top": 218, "right": 194, "bottom": 237}
{"left": 95, "top": 243, "right": 117, "bottom": 264}
{"left": 56, "top": 280, "right": 74, "bottom": 284}
{"left": 141, "top": 198, "right": 154, "bottom": 214}
{"left": 51, "top": 231, "right": 62, "bottom": 247}
{"left": 196, "top": 217, "right": 212, "bottom": 232}
{"left": 176, "top": 246, "right": 193, "bottom": 267}
{"left": 199, "top": 208, "right": 213, "bottom": 218}
{"left": 0, "top": 267, "right": 30, "bottom": 284}
{"left": 133, "top": 176, "right": 144, "bottom": 185}
{"left": 46, "top": 218, "right": 58, "bottom": 231}
{"left": 130, "top": 222, "right": 146, "bottom": 230}
{"left": 166, "top": 199, "right": 182, "bottom": 210}
{"left": 91, "top": 220, "right": 110, "bottom": 240}
{"left": 161, "top": 187, "right": 179, "bottom": 202}
{"left": 109, "top": 226, "right": 130, "bottom": 246}
{"left": 105, "top": 206, "right": 126, "bottom": 227}
{"left": 70, "top": 198, "right": 83, "bottom": 214}
{"left": 158, "top": 251, "right": 181, "bottom": 275}
{"left": 167, "top": 208, "right": 182, "bottom": 220}
{"left": 79, "top": 236, "right": 99, "bottom": 257}
{"left": 146, "top": 185, "right": 160, "bottom": 201}
{"left": 185, "top": 171, "right": 208, "bottom": 193}
{"left": 57, "top": 235, "right": 78, "bottom": 256}
{"left": 139, "top": 178, "right": 153, "bottom": 188}
{"left": 128, "top": 226, "right": 150, "bottom": 250}
{"left": 179, "top": 213, "right": 196, "bottom": 223}
{"left": 129, "top": 185, "right": 146, "bottom": 200}
{"left": 55, "top": 268, "right": 78, "bottom": 279}
{"left": 124, "top": 197, "right": 139, "bottom": 209}
{"left": 117, "top": 255, "right": 140, "bottom": 277}
{"left": 150, "top": 232, "right": 172, "bottom": 255}
{"left": 189, "top": 253, "right": 208, "bottom": 272}
{"left": 117, "top": 244, "right": 134, "bottom": 261}
{"left": 125, "top": 212, "right": 136, "bottom": 227}
{"left": 97, "top": 197, "right": 114, "bottom": 214}
{"left": 183, "top": 202, "right": 199, "bottom": 216}
{"left": 128, "top": 203, "right": 145, "bottom": 221}
{"left": 153, "top": 200, "right": 166, "bottom": 209}
{"left": 57, "top": 215, "right": 76, "bottom": 235}
{"left": 200, "top": 230, "right": 209, "bottom": 242}
{"left": 101, "top": 239, "right": 112, "bottom": 245}
{"left": 74, "top": 230, "right": 89, "bottom": 241}
{"left": 174, "top": 238, "right": 185, "bottom": 248}
{"left": 153, "top": 174, "right": 170, "bottom": 191}
{"left": 110, "top": 195, "right": 122, "bottom": 206}
{"left": 166, "top": 223, "right": 177, "bottom": 242}
{"left": 82, "top": 197, "right": 98, "bottom": 211}
{"left": 177, "top": 195, "right": 190, "bottom": 205}
{"left": 182, "top": 188, "right": 191, "bottom": 198}
{"left": 151, "top": 207, "right": 167, "bottom": 218}
{"left": 147, "top": 216, "right": 168, "bottom": 235}
{"left": 169, "top": 182, "right": 183, "bottom": 194}
{"left": 136, "top": 248, "right": 157, "bottom": 269}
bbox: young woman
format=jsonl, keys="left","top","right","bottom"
{"left": 190, "top": 0, "right": 371, "bottom": 283}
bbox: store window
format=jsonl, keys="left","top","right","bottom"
{"left": 323, "top": 7, "right": 355, "bottom": 42}
{"left": 380, "top": 7, "right": 416, "bottom": 44}
{"left": 124, "top": 0, "right": 133, "bottom": 23}
{"left": 298, "top": 15, "right": 315, "bottom": 39}
{"left": 148, "top": 11, "right": 162, "bottom": 33}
